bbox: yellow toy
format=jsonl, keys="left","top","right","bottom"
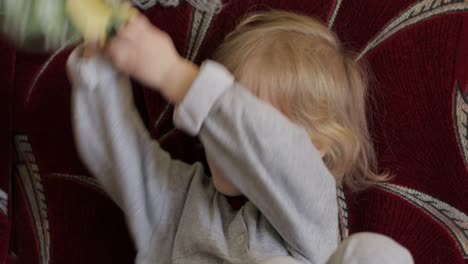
{"left": 66, "top": 0, "right": 137, "bottom": 46}
{"left": 1, "top": 0, "right": 137, "bottom": 51}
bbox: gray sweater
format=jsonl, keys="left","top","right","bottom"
{"left": 67, "top": 48, "right": 338, "bottom": 264}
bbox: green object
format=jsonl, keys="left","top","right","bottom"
{"left": 65, "top": 0, "right": 136, "bottom": 46}
{"left": 1, "top": 0, "right": 80, "bottom": 52}
{"left": 0, "top": 0, "right": 135, "bottom": 52}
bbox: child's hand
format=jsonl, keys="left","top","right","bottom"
{"left": 106, "top": 14, "right": 175, "bottom": 86}
{"left": 106, "top": 14, "right": 199, "bottom": 103}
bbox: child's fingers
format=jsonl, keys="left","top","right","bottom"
{"left": 117, "top": 25, "right": 138, "bottom": 42}
{"left": 123, "top": 14, "right": 166, "bottom": 41}
{"left": 117, "top": 16, "right": 145, "bottom": 42}
{"left": 106, "top": 37, "right": 131, "bottom": 71}
{"left": 127, "top": 13, "right": 150, "bottom": 32}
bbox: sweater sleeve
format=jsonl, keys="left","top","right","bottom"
{"left": 174, "top": 61, "right": 339, "bottom": 263}
{"left": 67, "top": 47, "right": 201, "bottom": 252}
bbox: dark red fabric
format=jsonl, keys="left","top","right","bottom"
{"left": 9, "top": 172, "right": 133, "bottom": 264}
{"left": 0, "top": 39, "right": 15, "bottom": 263}
{"left": 9, "top": 172, "right": 41, "bottom": 264}
{"left": 330, "top": 0, "right": 415, "bottom": 50}
{"left": 43, "top": 175, "right": 135, "bottom": 263}
{"left": 456, "top": 14, "right": 468, "bottom": 90}
{"left": 366, "top": 14, "right": 467, "bottom": 211}
{"left": 346, "top": 188, "right": 464, "bottom": 264}
{"left": 14, "top": 48, "right": 89, "bottom": 176}
{"left": 0, "top": 214, "right": 9, "bottom": 264}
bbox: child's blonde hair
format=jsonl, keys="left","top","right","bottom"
{"left": 212, "top": 10, "right": 389, "bottom": 191}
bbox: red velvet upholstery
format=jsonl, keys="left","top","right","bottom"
{"left": 1, "top": 1, "right": 467, "bottom": 263}
{"left": 0, "top": 38, "right": 15, "bottom": 264}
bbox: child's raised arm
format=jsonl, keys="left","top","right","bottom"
{"left": 172, "top": 61, "right": 339, "bottom": 264}
{"left": 105, "top": 14, "right": 199, "bottom": 103}
{"left": 66, "top": 47, "right": 202, "bottom": 253}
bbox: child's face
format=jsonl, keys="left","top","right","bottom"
{"left": 207, "top": 156, "right": 242, "bottom": 197}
